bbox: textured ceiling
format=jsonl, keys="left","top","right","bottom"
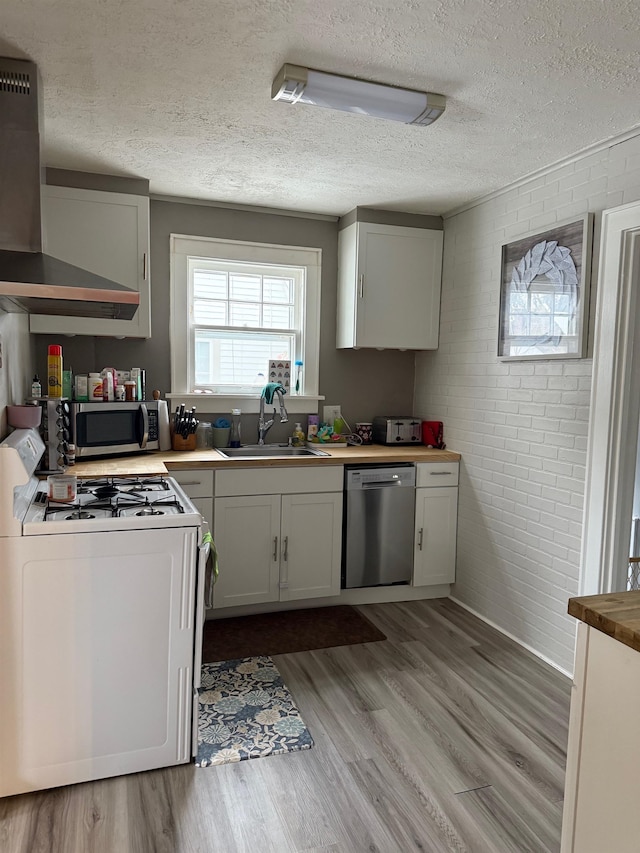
{"left": 2, "top": 0, "right": 640, "bottom": 216}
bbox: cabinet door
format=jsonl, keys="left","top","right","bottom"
{"left": 29, "top": 186, "right": 151, "bottom": 338}
{"left": 413, "top": 486, "right": 458, "bottom": 586}
{"left": 213, "top": 496, "right": 280, "bottom": 608}
{"left": 280, "top": 492, "right": 343, "bottom": 601}
{"left": 354, "top": 222, "right": 443, "bottom": 349}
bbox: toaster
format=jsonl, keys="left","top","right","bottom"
{"left": 372, "top": 416, "right": 422, "bottom": 445}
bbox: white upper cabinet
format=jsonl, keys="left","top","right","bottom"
{"left": 336, "top": 221, "right": 443, "bottom": 350}
{"left": 29, "top": 185, "right": 151, "bottom": 338}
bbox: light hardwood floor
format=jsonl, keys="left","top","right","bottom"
{"left": 0, "top": 599, "right": 570, "bottom": 853}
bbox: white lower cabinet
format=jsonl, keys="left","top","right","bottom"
{"left": 170, "top": 469, "right": 214, "bottom": 530}
{"left": 561, "top": 623, "right": 640, "bottom": 853}
{"left": 280, "top": 493, "right": 343, "bottom": 601}
{"left": 413, "top": 463, "right": 459, "bottom": 587}
{"left": 212, "top": 466, "right": 344, "bottom": 610}
{"left": 213, "top": 491, "right": 343, "bottom": 609}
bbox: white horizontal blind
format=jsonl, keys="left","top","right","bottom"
{"left": 189, "top": 257, "right": 303, "bottom": 393}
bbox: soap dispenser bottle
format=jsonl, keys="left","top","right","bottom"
{"left": 292, "top": 422, "right": 305, "bottom": 447}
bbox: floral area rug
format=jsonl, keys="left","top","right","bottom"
{"left": 196, "top": 655, "right": 313, "bottom": 767}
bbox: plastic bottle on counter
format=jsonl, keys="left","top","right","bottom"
{"left": 89, "top": 372, "right": 103, "bottom": 400}
{"left": 74, "top": 374, "right": 89, "bottom": 401}
{"left": 47, "top": 345, "right": 63, "bottom": 397}
{"left": 62, "top": 368, "right": 73, "bottom": 400}
{"left": 101, "top": 369, "right": 114, "bottom": 402}
{"left": 230, "top": 409, "right": 242, "bottom": 448}
{"left": 31, "top": 374, "right": 42, "bottom": 398}
{"left": 307, "top": 415, "right": 319, "bottom": 442}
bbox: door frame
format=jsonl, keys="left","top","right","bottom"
{"left": 581, "top": 200, "right": 640, "bottom": 594}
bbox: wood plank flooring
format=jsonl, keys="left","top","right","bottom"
{"left": 0, "top": 599, "right": 570, "bottom": 853}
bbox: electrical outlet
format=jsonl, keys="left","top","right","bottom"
{"left": 323, "top": 405, "right": 341, "bottom": 425}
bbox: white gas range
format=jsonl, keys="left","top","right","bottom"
{"left": 25, "top": 474, "right": 200, "bottom": 534}
{"left": 0, "top": 429, "right": 211, "bottom": 798}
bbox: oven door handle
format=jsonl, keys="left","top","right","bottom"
{"left": 136, "top": 403, "right": 149, "bottom": 448}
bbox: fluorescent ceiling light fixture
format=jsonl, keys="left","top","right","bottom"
{"left": 271, "top": 63, "right": 446, "bottom": 126}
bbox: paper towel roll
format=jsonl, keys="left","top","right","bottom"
{"left": 158, "top": 400, "right": 171, "bottom": 450}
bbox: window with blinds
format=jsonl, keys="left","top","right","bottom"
{"left": 170, "top": 235, "right": 321, "bottom": 407}
{"left": 188, "top": 257, "right": 305, "bottom": 394}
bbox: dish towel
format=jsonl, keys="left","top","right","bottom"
{"left": 261, "top": 382, "right": 286, "bottom": 405}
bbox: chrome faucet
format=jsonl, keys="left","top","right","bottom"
{"left": 257, "top": 384, "right": 289, "bottom": 444}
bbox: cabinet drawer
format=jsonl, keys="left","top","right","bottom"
{"left": 215, "top": 466, "right": 343, "bottom": 497}
{"left": 170, "top": 469, "right": 214, "bottom": 497}
{"left": 416, "top": 462, "right": 459, "bottom": 487}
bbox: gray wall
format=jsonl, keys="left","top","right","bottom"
{"left": 34, "top": 196, "right": 416, "bottom": 440}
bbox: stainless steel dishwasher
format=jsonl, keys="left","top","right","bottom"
{"left": 342, "top": 464, "right": 416, "bottom": 588}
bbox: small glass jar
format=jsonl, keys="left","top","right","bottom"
{"left": 230, "top": 408, "right": 242, "bottom": 448}
{"left": 196, "top": 422, "right": 213, "bottom": 449}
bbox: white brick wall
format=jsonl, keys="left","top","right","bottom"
{"left": 415, "top": 133, "right": 640, "bottom": 674}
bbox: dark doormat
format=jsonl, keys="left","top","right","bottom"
{"left": 202, "top": 605, "right": 386, "bottom": 662}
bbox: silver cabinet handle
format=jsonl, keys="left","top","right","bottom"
{"left": 273, "top": 536, "right": 279, "bottom": 561}
{"left": 418, "top": 528, "right": 424, "bottom": 551}
{"left": 279, "top": 536, "right": 289, "bottom": 589}
{"left": 358, "top": 273, "right": 364, "bottom": 299}
{"left": 143, "top": 252, "right": 148, "bottom": 280}
{"left": 430, "top": 471, "right": 452, "bottom": 476}
{"left": 179, "top": 480, "right": 203, "bottom": 486}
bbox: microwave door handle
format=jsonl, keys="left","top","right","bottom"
{"left": 137, "top": 403, "right": 149, "bottom": 448}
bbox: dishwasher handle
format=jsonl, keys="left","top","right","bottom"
{"left": 362, "top": 480, "right": 404, "bottom": 489}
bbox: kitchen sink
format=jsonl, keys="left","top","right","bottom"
{"left": 215, "top": 444, "right": 330, "bottom": 459}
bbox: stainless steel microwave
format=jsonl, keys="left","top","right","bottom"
{"left": 72, "top": 401, "right": 160, "bottom": 458}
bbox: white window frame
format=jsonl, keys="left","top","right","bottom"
{"left": 169, "top": 234, "right": 323, "bottom": 414}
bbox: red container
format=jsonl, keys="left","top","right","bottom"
{"left": 421, "top": 421, "right": 445, "bottom": 449}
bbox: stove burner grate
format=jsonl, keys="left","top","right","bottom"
{"left": 122, "top": 496, "right": 185, "bottom": 517}
{"left": 66, "top": 510, "right": 96, "bottom": 520}
{"left": 78, "top": 476, "right": 171, "bottom": 497}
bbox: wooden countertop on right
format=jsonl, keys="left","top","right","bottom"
{"left": 568, "top": 590, "right": 640, "bottom": 654}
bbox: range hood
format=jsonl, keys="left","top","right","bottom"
{"left": 0, "top": 57, "right": 139, "bottom": 320}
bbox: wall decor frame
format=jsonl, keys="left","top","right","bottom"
{"left": 497, "top": 213, "right": 593, "bottom": 360}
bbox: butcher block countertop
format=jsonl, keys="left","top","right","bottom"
{"left": 568, "top": 590, "right": 640, "bottom": 654}
{"left": 70, "top": 444, "right": 461, "bottom": 478}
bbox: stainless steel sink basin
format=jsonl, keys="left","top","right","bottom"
{"left": 215, "top": 444, "right": 330, "bottom": 459}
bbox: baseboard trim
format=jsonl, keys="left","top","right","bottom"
{"left": 208, "top": 584, "right": 451, "bottom": 620}
{"left": 449, "top": 596, "right": 573, "bottom": 678}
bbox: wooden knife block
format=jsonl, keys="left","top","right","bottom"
{"left": 172, "top": 432, "right": 197, "bottom": 451}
